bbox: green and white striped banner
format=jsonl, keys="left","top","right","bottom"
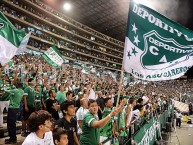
{"left": 42, "top": 46, "right": 64, "bottom": 68}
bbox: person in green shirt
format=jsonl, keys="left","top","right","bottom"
{"left": 42, "top": 84, "right": 50, "bottom": 110}
{"left": 117, "top": 106, "right": 128, "bottom": 145}
{"left": 100, "top": 98, "right": 118, "bottom": 145}
{"left": 56, "top": 85, "right": 66, "bottom": 105}
{"left": 22, "top": 82, "right": 28, "bottom": 90}
{"left": 80, "top": 99, "right": 125, "bottom": 145}
{"left": 22, "top": 78, "right": 36, "bottom": 136}
{"left": 35, "top": 85, "right": 42, "bottom": 110}
{"left": 4, "top": 82, "right": 24, "bottom": 144}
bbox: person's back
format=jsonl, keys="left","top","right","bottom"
{"left": 5, "top": 84, "right": 24, "bottom": 144}
{"left": 9, "top": 88, "right": 24, "bottom": 109}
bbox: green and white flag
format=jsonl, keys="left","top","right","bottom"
{"left": 123, "top": 1, "right": 193, "bottom": 81}
{"left": 0, "top": 12, "right": 25, "bottom": 65}
{"left": 16, "top": 31, "right": 31, "bottom": 55}
{"left": 42, "top": 46, "right": 64, "bottom": 68}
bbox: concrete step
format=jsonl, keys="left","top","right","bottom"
{"left": 0, "top": 134, "right": 25, "bottom": 145}
{"left": 0, "top": 122, "right": 22, "bottom": 138}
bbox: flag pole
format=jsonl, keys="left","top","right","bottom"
{"left": 115, "top": 66, "right": 124, "bottom": 108}
{"left": 114, "top": 1, "right": 131, "bottom": 138}
{"left": 115, "top": 0, "right": 131, "bottom": 108}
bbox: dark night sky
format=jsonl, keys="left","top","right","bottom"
{"left": 41, "top": 0, "right": 193, "bottom": 33}
{"left": 132, "top": 0, "right": 193, "bottom": 32}
{"left": 159, "top": 0, "right": 193, "bottom": 31}
{"left": 165, "top": 0, "right": 193, "bottom": 78}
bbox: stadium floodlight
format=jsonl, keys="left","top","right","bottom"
{"left": 63, "top": 2, "right": 71, "bottom": 11}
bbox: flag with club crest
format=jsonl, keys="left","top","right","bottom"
{"left": 42, "top": 46, "right": 64, "bottom": 68}
{"left": 123, "top": 1, "right": 193, "bottom": 81}
{"left": 0, "top": 12, "right": 25, "bottom": 65}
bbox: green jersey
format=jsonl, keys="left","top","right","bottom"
{"left": 100, "top": 107, "right": 115, "bottom": 137}
{"left": 118, "top": 108, "right": 127, "bottom": 137}
{"left": 24, "top": 86, "right": 35, "bottom": 107}
{"left": 42, "top": 90, "right": 49, "bottom": 104}
{"left": 22, "top": 82, "right": 28, "bottom": 90}
{"left": 9, "top": 89, "right": 24, "bottom": 108}
{"left": 56, "top": 91, "right": 66, "bottom": 104}
{"left": 35, "top": 91, "right": 42, "bottom": 110}
{"left": 80, "top": 112, "right": 100, "bottom": 145}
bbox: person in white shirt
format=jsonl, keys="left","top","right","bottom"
{"left": 176, "top": 111, "right": 182, "bottom": 128}
{"left": 85, "top": 82, "right": 97, "bottom": 100}
{"left": 125, "top": 97, "right": 137, "bottom": 127}
{"left": 22, "top": 110, "right": 54, "bottom": 145}
{"left": 124, "top": 97, "right": 137, "bottom": 145}
{"left": 76, "top": 98, "right": 89, "bottom": 136}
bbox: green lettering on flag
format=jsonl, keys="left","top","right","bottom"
{"left": 0, "top": 12, "right": 25, "bottom": 65}
{"left": 42, "top": 46, "right": 64, "bottom": 68}
{"left": 123, "top": 1, "right": 193, "bottom": 81}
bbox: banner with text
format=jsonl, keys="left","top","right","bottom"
{"left": 123, "top": 1, "right": 193, "bottom": 81}
{"left": 133, "top": 109, "right": 171, "bottom": 145}
{"left": 42, "top": 46, "right": 64, "bottom": 68}
{"left": 133, "top": 118, "right": 160, "bottom": 145}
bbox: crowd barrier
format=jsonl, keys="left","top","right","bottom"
{"left": 131, "top": 108, "right": 173, "bottom": 145}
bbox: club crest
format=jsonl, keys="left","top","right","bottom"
{"left": 141, "top": 30, "right": 193, "bottom": 70}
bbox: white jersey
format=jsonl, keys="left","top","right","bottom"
{"left": 142, "top": 96, "right": 149, "bottom": 104}
{"left": 127, "top": 104, "right": 133, "bottom": 126}
{"left": 88, "top": 88, "right": 97, "bottom": 100}
{"left": 76, "top": 107, "right": 89, "bottom": 134}
{"left": 22, "top": 131, "right": 54, "bottom": 145}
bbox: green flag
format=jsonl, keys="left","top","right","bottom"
{"left": 123, "top": 1, "right": 193, "bottom": 81}
{"left": 0, "top": 12, "right": 25, "bottom": 65}
{"left": 42, "top": 46, "right": 64, "bottom": 68}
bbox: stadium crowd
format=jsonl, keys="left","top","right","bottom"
{"left": 0, "top": 53, "right": 192, "bottom": 145}
{"left": 0, "top": 0, "right": 193, "bottom": 144}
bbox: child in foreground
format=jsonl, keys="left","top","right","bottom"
{"left": 53, "top": 127, "right": 68, "bottom": 145}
